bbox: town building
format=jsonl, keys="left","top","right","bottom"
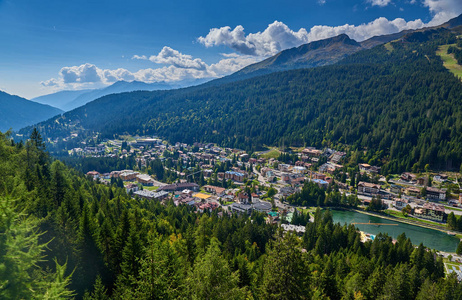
{"left": 426, "top": 187, "right": 446, "bottom": 201}
{"left": 406, "top": 186, "right": 421, "bottom": 197}
{"left": 252, "top": 201, "right": 272, "bottom": 213}
{"left": 230, "top": 203, "right": 252, "bottom": 215}
{"left": 136, "top": 174, "right": 154, "bottom": 186}
{"left": 202, "top": 185, "right": 226, "bottom": 196}
{"left": 126, "top": 183, "right": 139, "bottom": 194}
{"left": 133, "top": 190, "right": 169, "bottom": 201}
{"left": 413, "top": 203, "right": 445, "bottom": 222}
{"left": 357, "top": 182, "right": 381, "bottom": 194}
{"left": 158, "top": 182, "right": 199, "bottom": 192}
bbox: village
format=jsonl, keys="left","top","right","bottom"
{"left": 74, "top": 135, "right": 462, "bottom": 232}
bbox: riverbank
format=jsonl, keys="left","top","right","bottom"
{"left": 351, "top": 208, "right": 462, "bottom": 239}
{"left": 331, "top": 209, "right": 460, "bottom": 253}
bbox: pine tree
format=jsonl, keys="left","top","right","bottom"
{"left": 0, "top": 196, "right": 73, "bottom": 299}
{"left": 187, "top": 238, "right": 247, "bottom": 300}
{"left": 261, "top": 231, "right": 309, "bottom": 299}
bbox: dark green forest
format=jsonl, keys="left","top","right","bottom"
{"left": 22, "top": 28, "right": 462, "bottom": 174}
{"left": 3, "top": 129, "right": 462, "bottom": 299}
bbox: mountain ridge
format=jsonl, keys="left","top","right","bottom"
{"left": 0, "top": 91, "right": 63, "bottom": 131}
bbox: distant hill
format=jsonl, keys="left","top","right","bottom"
{"left": 34, "top": 78, "right": 213, "bottom": 112}
{"left": 0, "top": 91, "right": 63, "bottom": 131}
{"left": 32, "top": 89, "right": 92, "bottom": 111}
{"left": 62, "top": 80, "right": 175, "bottom": 111}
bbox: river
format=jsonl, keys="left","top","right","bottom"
{"left": 331, "top": 210, "right": 460, "bottom": 253}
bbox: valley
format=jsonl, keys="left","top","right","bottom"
{"left": 3, "top": 8, "right": 462, "bottom": 300}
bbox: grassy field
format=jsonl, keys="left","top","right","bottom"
{"left": 385, "top": 209, "right": 442, "bottom": 227}
{"left": 259, "top": 149, "right": 281, "bottom": 159}
{"left": 437, "top": 45, "right": 462, "bottom": 80}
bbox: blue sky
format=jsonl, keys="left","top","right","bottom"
{"left": 0, "top": 0, "right": 461, "bottom": 99}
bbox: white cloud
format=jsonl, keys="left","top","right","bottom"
{"left": 423, "top": 0, "right": 462, "bottom": 26}
{"left": 307, "top": 17, "right": 425, "bottom": 43}
{"left": 318, "top": 0, "right": 326, "bottom": 5}
{"left": 198, "top": 21, "right": 310, "bottom": 56}
{"left": 209, "top": 55, "right": 259, "bottom": 74}
{"left": 148, "top": 46, "right": 207, "bottom": 70}
{"left": 132, "top": 55, "right": 147, "bottom": 60}
{"left": 368, "top": 0, "right": 392, "bottom": 7}
{"left": 198, "top": 17, "right": 426, "bottom": 57}
{"left": 42, "top": 48, "right": 259, "bottom": 92}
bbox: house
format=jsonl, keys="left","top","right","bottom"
{"left": 406, "top": 187, "right": 421, "bottom": 197}
{"left": 281, "top": 173, "right": 291, "bottom": 182}
{"left": 358, "top": 163, "right": 371, "bottom": 172}
{"left": 394, "top": 198, "right": 407, "bottom": 209}
{"left": 293, "top": 166, "right": 307, "bottom": 174}
{"left": 426, "top": 187, "right": 446, "bottom": 201}
{"left": 251, "top": 193, "right": 260, "bottom": 202}
{"left": 86, "top": 171, "right": 100, "bottom": 180}
{"left": 357, "top": 182, "right": 381, "bottom": 194}
{"left": 311, "top": 178, "right": 329, "bottom": 189}
{"left": 203, "top": 185, "right": 226, "bottom": 196}
{"left": 225, "top": 171, "right": 247, "bottom": 182}
{"left": 433, "top": 174, "right": 448, "bottom": 183}
{"left": 401, "top": 172, "right": 417, "bottom": 182}
{"left": 310, "top": 172, "right": 326, "bottom": 180}
{"left": 291, "top": 177, "right": 306, "bottom": 187}
{"left": 359, "top": 164, "right": 381, "bottom": 174}
{"left": 302, "top": 148, "right": 322, "bottom": 157}
{"left": 416, "top": 177, "right": 427, "bottom": 186}
{"left": 126, "top": 183, "right": 139, "bottom": 194}
{"left": 110, "top": 171, "right": 121, "bottom": 178}
{"left": 136, "top": 174, "right": 154, "bottom": 186}
{"left": 278, "top": 164, "right": 291, "bottom": 172}
{"left": 120, "top": 171, "right": 139, "bottom": 181}
{"left": 390, "top": 184, "right": 403, "bottom": 194}
{"left": 413, "top": 202, "right": 445, "bottom": 222}
{"left": 238, "top": 192, "right": 250, "bottom": 204}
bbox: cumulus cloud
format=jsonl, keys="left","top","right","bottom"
{"left": 368, "top": 0, "right": 392, "bottom": 7}
{"left": 60, "top": 63, "right": 101, "bottom": 83}
{"left": 423, "top": 0, "right": 462, "bottom": 26}
{"left": 307, "top": 17, "right": 424, "bottom": 43}
{"left": 148, "top": 46, "right": 207, "bottom": 70}
{"left": 42, "top": 48, "right": 259, "bottom": 91}
{"left": 198, "top": 17, "right": 426, "bottom": 57}
{"left": 198, "top": 21, "right": 310, "bottom": 56}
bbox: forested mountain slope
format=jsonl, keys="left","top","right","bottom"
{"left": 22, "top": 28, "right": 462, "bottom": 173}
{"left": 1, "top": 130, "right": 462, "bottom": 299}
